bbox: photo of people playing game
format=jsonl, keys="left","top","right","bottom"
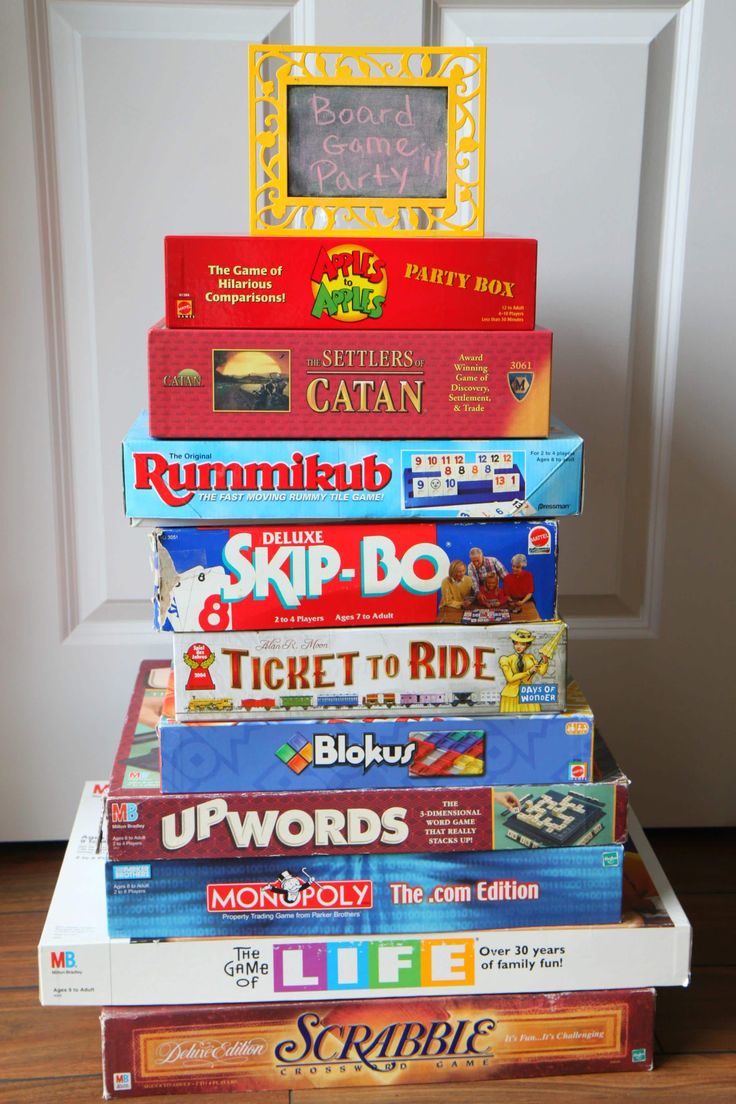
{"left": 213, "top": 348, "right": 290, "bottom": 412}
{"left": 437, "top": 524, "right": 557, "bottom": 624}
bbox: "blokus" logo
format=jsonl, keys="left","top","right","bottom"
{"left": 207, "top": 869, "right": 373, "bottom": 912}
{"left": 310, "top": 245, "right": 388, "bottom": 322}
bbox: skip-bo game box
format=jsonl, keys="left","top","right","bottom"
{"left": 170, "top": 622, "right": 567, "bottom": 721}
{"left": 122, "top": 412, "right": 584, "bottom": 522}
{"left": 152, "top": 520, "right": 558, "bottom": 633}
{"left": 147, "top": 322, "right": 551, "bottom": 440}
{"left": 164, "top": 236, "right": 537, "bottom": 331}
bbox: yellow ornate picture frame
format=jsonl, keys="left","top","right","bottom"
{"left": 249, "top": 45, "right": 486, "bottom": 237}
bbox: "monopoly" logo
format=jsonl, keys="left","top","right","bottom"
{"left": 207, "top": 876, "right": 373, "bottom": 913}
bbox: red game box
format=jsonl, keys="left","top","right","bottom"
{"left": 101, "top": 989, "right": 654, "bottom": 1096}
{"left": 164, "top": 235, "right": 537, "bottom": 330}
{"left": 147, "top": 322, "right": 551, "bottom": 439}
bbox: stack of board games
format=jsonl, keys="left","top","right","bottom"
{"left": 38, "top": 43, "right": 691, "bottom": 1098}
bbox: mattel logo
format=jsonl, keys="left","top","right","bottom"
{"left": 50, "top": 950, "right": 77, "bottom": 970}
{"left": 568, "top": 761, "right": 589, "bottom": 781}
{"left": 207, "top": 879, "right": 373, "bottom": 913}
{"left": 528, "top": 525, "right": 551, "bottom": 554}
{"left": 109, "top": 802, "right": 138, "bottom": 824}
{"left": 113, "top": 1071, "right": 132, "bottom": 1091}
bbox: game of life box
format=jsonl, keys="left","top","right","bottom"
{"left": 101, "top": 988, "right": 654, "bottom": 1097}
{"left": 107, "top": 665, "right": 626, "bottom": 861}
{"left": 147, "top": 322, "right": 551, "bottom": 439}
{"left": 105, "top": 842, "right": 623, "bottom": 940}
{"left": 152, "top": 520, "right": 558, "bottom": 633}
{"left": 170, "top": 622, "right": 567, "bottom": 721}
{"left": 164, "top": 236, "right": 537, "bottom": 331}
{"left": 122, "top": 411, "right": 584, "bottom": 522}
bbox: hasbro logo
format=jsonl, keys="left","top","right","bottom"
{"left": 602, "top": 851, "right": 620, "bottom": 868}
{"left": 112, "top": 864, "right": 151, "bottom": 881}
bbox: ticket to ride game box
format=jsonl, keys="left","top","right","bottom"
{"left": 105, "top": 842, "right": 623, "bottom": 940}
{"left": 151, "top": 520, "right": 558, "bottom": 633}
{"left": 164, "top": 236, "right": 537, "bottom": 331}
{"left": 101, "top": 989, "right": 654, "bottom": 1097}
{"left": 170, "top": 622, "right": 567, "bottom": 721}
{"left": 122, "top": 412, "right": 584, "bottom": 522}
{"left": 147, "top": 323, "right": 551, "bottom": 439}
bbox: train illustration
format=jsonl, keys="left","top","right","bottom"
{"left": 186, "top": 690, "right": 501, "bottom": 714}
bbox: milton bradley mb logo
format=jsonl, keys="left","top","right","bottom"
{"left": 109, "top": 802, "right": 138, "bottom": 824}
{"left": 50, "top": 950, "right": 78, "bottom": 970}
{"left": 207, "top": 868, "right": 373, "bottom": 912}
{"left": 311, "top": 244, "right": 388, "bottom": 322}
{"left": 508, "top": 371, "right": 533, "bottom": 401}
{"left": 113, "top": 1072, "right": 132, "bottom": 1091}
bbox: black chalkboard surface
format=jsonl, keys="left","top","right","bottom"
{"left": 287, "top": 85, "right": 448, "bottom": 199}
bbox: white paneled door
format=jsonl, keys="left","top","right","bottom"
{"left": 1, "top": 0, "right": 733, "bottom": 837}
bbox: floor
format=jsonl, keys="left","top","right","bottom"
{"left": 0, "top": 828, "right": 734, "bottom": 1103}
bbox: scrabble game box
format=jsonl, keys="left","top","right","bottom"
{"left": 122, "top": 412, "right": 584, "bottom": 522}
{"left": 40, "top": 782, "right": 691, "bottom": 1007}
{"left": 152, "top": 520, "right": 558, "bottom": 632}
{"left": 105, "top": 842, "right": 623, "bottom": 940}
{"left": 101, "top": 989, "right": 654, "bottom": 1097}
{"left": 170, "top": 622, "right": 567, "bottom": 721}
{"left": 164, "top": 236, "right": 537, "bottom": 331}
{"left": 112, "top": 662, "right": 596, "bottom": 794}
{"left": 148, "top": 323, "right": 551, "bottom": 439}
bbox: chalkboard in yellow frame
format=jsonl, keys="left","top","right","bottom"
{"left": 249, "top": 45, "right": 486, "bottom": 237}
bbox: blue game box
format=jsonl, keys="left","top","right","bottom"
{"left": 159, "top": 681, "right": 595, "bottom": 794}
{"left": 105, "top": 845, "right": 623, "bottom": 939}
{"left": 122, "top": 411, "right": 584, "bottom": 521}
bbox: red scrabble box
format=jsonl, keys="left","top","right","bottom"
{"left": 164, "top": 235, "right": 537, "bottom": 330}
{"left": 148, "top": 322, "right": 551, "bottom": 439}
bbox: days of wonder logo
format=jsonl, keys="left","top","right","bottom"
{"left": 207, "top": 869, "right": 373, "bottom": 913}
{"left": 311, "top": 245, "right": 388, "bottom": 322}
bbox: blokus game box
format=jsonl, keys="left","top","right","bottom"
{"left": 100, "top": 989, "right": 654, "bottom": 1097}
{"left": 164, "top": 236, "right": 537, "bottom": 331}
{"left": 147, "top": 322, "right": 551, "bottom": 439}
{"left": 40, "top": 782, "right": 692, "bottom": 1006}
{"left": 105, "top": 842, "right": 624, "bottom": 940}
{"left": 151, "top": 519, "right": 559, "bottom": 632}
{"left": 122, "top": 411, "right": 584, "bottom": 522}
{"left": 170, "top": 622, "right": 568, "bottom": 721}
